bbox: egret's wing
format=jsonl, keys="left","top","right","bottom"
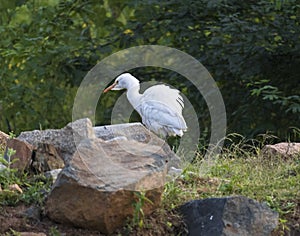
{"left": 142, "top": 85, "right": 184, "bottom": 115}
{"left": 137, "top": 100, "right": 187, "bottom": 134}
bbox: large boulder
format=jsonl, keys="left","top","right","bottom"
{"left": 45, "top": 135, "right": 174, "bottom": 234}
{"left": 13, "top": 118, "right": 180, "bottom": 233}
{"left": 179, "top": 196, "right": 278, "bottom": 236}
{"left": 261, "top": 142, "right": 300, "bottom": 159}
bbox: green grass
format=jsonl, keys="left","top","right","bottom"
{"left": 0, "top": 149, "right": 52, "bottom": 206}
{"left": 161, "top": 137, "right": 300, "bottom": 235}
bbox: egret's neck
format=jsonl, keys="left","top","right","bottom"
{"left": 126, "top": 85, "right": 142, "bottom": 109}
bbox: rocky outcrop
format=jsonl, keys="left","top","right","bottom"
{"left": 261, "top": 142, "right": 300, "bottom": 159}
{"left": 7, "top": 120, "right": 180, "bottom": 172}
{"left": 179, "top": 196, "right": 278, "bottom": 236}
{"left": 45, "top": 135, "right": 173, "bottom": 234}
{"left": 2, "top": 119, "right": 180, "bottom": 233}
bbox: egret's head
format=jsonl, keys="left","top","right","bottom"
{"left": 104, "top": 73, "right": 140, "bottom": 93}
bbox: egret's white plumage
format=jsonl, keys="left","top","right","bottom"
{"left": 104, "top": 73, "right": 187, "bottom": 137}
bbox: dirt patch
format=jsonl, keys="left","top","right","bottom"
{"left": 0, "top": 204, "right": 29, "bottom": 233}
{"left": 0, "top": 204, "right": 104, "bottom": 235}
{"left": 0, "top": 204, "right": 186, "bottom": 235}
{"left": 0, "top": 199, "right": 298, "bottom": 235}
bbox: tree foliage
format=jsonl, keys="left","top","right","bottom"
{"left": 124, "top": 0, "right": 300, "bottom": 138}
{"left": 0, "top": 0, "right": 299, "bottom": 141}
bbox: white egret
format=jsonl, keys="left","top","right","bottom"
{"left": 104, "top": 73, "right": 187, "bottom": 137}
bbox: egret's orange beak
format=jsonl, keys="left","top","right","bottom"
{"left": 103, "top": 82, "right": 117, "bottom": 93}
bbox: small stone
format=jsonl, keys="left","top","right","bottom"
{"left": 0, "top": 163, "right": 7, "bottom": 171}
{"left": 44, "top": 169, "right": 62, "bottom": 183}
{"left": 19, "top": 233, "right": 47, "bottom": 236}
{"left": 23, "top": 205, "right": 42, "bottom": 221}
{"left": 9, "top": 184, "right": 23, "bottom": 193}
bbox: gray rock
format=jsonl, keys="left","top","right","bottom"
{"left": 94, "top": 122, "right": 181, "bottom": 169}
{"left": 0, "top": 163, "right": 7, "bottom": 171}
{"left": 94, "top": 122, "right": 149, "bottom": 142}
{"left": 23, "top": 205, "right": 42, "bottom": 221}
{"left": 17, "top": 120, "right": 181, "bottom": 169}
{"left": 44, "top": 168, "right": 62, "bottom": 183}
{"left": 46, "top": 136, "right": 174, "bottom": 234}
{"left": 179, "top": 196, "right": 278, "bottom": 236}
{"left": 18, "top": 118, "right": 95, "bottom": 163}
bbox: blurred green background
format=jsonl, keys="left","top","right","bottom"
{"left": 0, "top": 0, "right": 299, "bottom": 142}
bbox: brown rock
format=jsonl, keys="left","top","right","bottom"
{"left": 0, "top": 130, "right": 9, "bottom": 149}
{"left": 31, "top": 143, "right": 64, "bottom": 173}
{"left": 261, "top": 142, "right": 300, "bottom": 159}
{"left": 8, "top": 184, "right": 23, "bottom": 193}
{"left": 5, "top": 138, "right": 34, "bottom": 171}
{"left": 46, "top": 136, "right": 175, "bottom": 234}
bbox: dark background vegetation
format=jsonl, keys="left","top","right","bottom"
{"left": 0, "top": 0, "right": 299, "bottom": 142}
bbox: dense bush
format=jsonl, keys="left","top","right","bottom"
{"left": 0, "top": 0, "right": 299, "bottom": 141}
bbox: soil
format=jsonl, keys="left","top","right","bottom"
{"left": 0, "top": 204, "right": 103, "bottom": 235}
{"left": 0, "top": 203, "right": 299, "bottom": 236}
{"left": 0, "top": 203, "right": 187, "bottom": 236}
